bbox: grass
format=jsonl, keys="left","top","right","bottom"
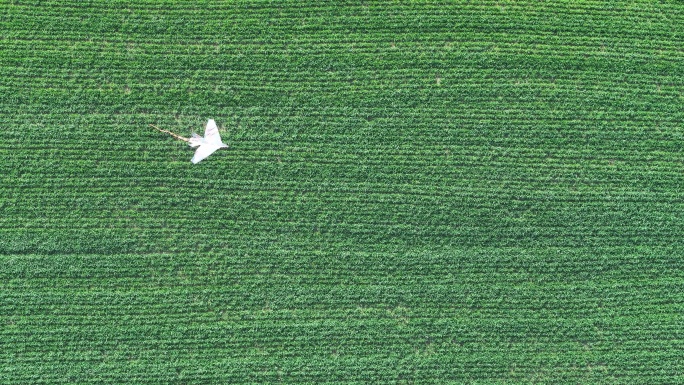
{"left": 1, "top": 1, "right": 684, "bottom": 383}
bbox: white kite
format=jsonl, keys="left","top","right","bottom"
{"left": 149, "top": 119, "right": 229, "bottom": 164}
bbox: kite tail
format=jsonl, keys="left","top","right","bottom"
{"left": 149, "top": 124, "right": 190, "bottom": 142}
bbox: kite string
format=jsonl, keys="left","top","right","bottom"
{"left": 149, "top": 124, "right": 190, "bottom": 142}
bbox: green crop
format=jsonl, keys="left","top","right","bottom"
{"left": 1, "top": 1, "right": 683, "bottom": 383}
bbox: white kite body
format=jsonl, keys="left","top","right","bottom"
{"left": 189, "top": 119, "right": 229, "bottom": 164}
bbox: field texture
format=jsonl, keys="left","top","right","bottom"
{"left": 1, "top": 1, "right": 684, "bottom": 383}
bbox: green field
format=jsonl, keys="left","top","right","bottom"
{"left": 1, "top": 1, "right": 684, "bottom": 383}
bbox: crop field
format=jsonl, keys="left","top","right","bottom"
{"left": 1, "top": 1, "right": 684, "bottom": 383}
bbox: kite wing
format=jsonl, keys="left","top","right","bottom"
{"left": 204, "top": 119, "right": 223, "bottom": 145}
{"left": 191, "top": 144, "right": 221, "bottom": 164}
